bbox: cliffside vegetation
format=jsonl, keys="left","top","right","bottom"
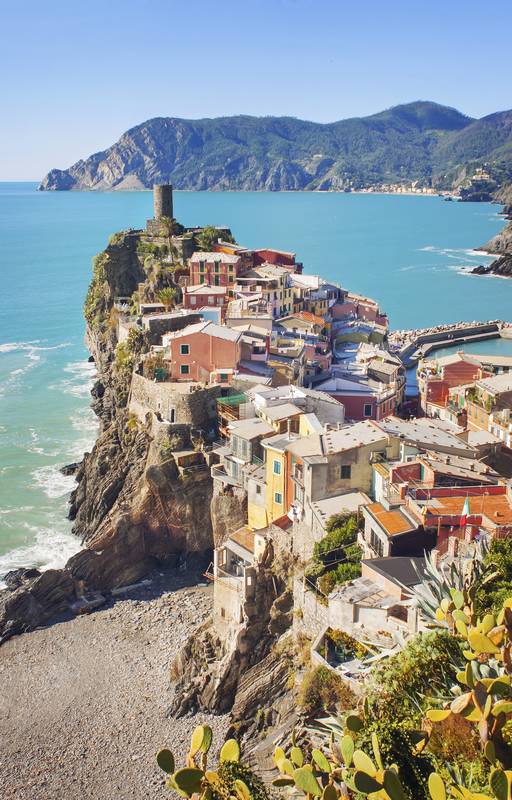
{"left": 158, "top": 557, "right": 512, "bottom": 800}
{"left": 307, "top": 514, "right": 363, "bottom": 596}
{"left": 40, "top": 102, "right": 512, "bottom": 194}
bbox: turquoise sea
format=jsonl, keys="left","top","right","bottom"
{"left": 1, "top": 182, "right": 512, "bottom": 581}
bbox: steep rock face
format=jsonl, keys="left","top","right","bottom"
{"left": 0, "top": 228, "right": 216, "bottom": 638}
{"left": 169, "top": 542, "right": 293, "bottom": 716}
{"left": 473, "top": 208, "right": 512, "bottom": 277}
{"left": 210, "top": 490, "right": 248, "bottom": 547}
{"left": 40, "top": 102, "right": 484, "bottom": 192}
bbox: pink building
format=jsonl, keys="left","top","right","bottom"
{"left": 163, "top": 321, "right": 242, "bottom": 382}
{"left": 332, "top": 293, "right": 388, "bottom": 328}
{"left": 314, "top": 376, "right": 402, "bottom": 421}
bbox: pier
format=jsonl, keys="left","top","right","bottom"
{"left": 393, "top": 321, "right": 509, "bottom": 368}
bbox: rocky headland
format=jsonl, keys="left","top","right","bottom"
{"left": 472, "top": 200, "right": 512, "bottom": 278}
{"left": 0, "top": 206, "right": 297, "bottom": 798}
{"left": 0, "top": 226, "right": 215, "bottom": 640}
{"left": 39, "top": 102, "right": 512, "bottom": 195}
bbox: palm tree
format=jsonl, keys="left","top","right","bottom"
{"left": 157, "top": 287, "right": 177, "bottom": 311}
{"left": 196, "top": 225, "right": 234, "bottom": 251}
{"left": 159, "top": 216, "right": 179, "bottom": 264}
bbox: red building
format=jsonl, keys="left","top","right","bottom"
{"left": 253, "top": 248, "right": 302, "bottom": 272}
{"left": 162, "top": 321, "right": 242, "bottom": 383}
{"left": 418, "top": 353, "right": 488, "bottom": 416}
{"left": 188, "top": 252, "right": 241, "bottom": 287}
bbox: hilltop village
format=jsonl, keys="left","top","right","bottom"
{"left": 3, "top": 185, "right": 512, "bottom": 795}
{"left": 85, "top": 184, "right": 512, "bottom": 700}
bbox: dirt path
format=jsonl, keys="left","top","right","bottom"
{"left": 0, "top": 573, "right": 228, "bottom": 800}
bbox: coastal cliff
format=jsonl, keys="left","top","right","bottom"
{"left": 472, "top": 197, "right": 512, "bottom": 278}
{"left": 0, "top": 227, "right": 217, "bottom": 639}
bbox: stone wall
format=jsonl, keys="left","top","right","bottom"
{"left": 292, "top": 575, "right": 328, "bottom": 640}
{"left": 129, "top": 374, "right": 221, "bottom": 432}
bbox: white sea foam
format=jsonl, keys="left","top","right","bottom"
{"left": 0, "top": 524, "right": 80, "bottom": 588}
{"left": 31, "top": 465, "right": 77, "bottom": 499}
{"left": 0, "top": 340, "right": 70, "bottom": 354}
{"left": 50, "top": 359, "right": 96, "bottom": 398}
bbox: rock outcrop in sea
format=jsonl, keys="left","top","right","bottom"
{"left": 472, "top": 200, "right": 512, "bottom": 278}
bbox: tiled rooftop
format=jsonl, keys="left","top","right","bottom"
{"left": 365, "top": 502, "right": 417, "bottom": 537}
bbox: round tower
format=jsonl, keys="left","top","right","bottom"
{"left": 153, "top": 184, "right": 173, "bottom": 220}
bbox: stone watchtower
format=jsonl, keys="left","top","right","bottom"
{"left": 153, "top": 184, "right": 173, "bottom": 220}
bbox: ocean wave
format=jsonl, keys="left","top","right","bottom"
{"left": 0, "top": 340, "right": 70, "bottom": 354}
{"left": 49, "top": 359, "right": 96, "bottom": 398}
{"left": 31, "top": 465, "right": 77, "bottom": 499}
{"left": 0, "top": 524, "right": 80, "bottom": 588}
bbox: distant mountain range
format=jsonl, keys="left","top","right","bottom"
{"left": 40, "top": 101, "right": 512, "bottom": 195}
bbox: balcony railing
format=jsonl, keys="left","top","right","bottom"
{"left": 210, "top": 463, "right": 242, "bottom": 487}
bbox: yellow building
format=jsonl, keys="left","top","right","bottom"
{"left": 260, "top": 431, "right": 300, "bottom": 523}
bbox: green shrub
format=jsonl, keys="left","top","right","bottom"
{"left": 313, "top": 514, "right": 358, "bottom": 562}
{"left": 84, "top": 252, "right": 109, "bottom": 329}
{"left": 298, "top": 665, "right": 355, "bottom": 714}
{"left": 366, "top": 629, "right": 462, "bottom": 724}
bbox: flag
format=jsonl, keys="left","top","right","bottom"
{"left": 460, "top": 496, "right": 471, "bottom": 528}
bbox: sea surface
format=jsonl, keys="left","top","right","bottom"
{"left": 1, "top": 182, "right": 512, "bottom": 580}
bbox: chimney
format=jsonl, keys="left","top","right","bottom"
{"left": 287, "top": 419, "right": 292, "bottom": 439}
{"left": 430, "top": 548, "right": 441, "bottom": 567}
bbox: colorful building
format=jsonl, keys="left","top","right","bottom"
{"left": 188, "top": 252, "right": 242, "bottom": 287}
{"left": 163, "top": 320, "right": 242, "bottom": 382}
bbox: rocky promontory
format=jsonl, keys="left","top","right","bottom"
{"left": 38, "top": 102, "right": 512, "bottom": 194}
{"left": 472, "top": 198, "right": 512, "bottom": 277}
{"left": 0, "top": 225, "right": 216, "bottom": 640}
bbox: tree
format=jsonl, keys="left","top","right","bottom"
{"left": 157, "top": 287, "right": 176, "bottom": 311}
{"left": 159, "top": 216, "right": 179, "bottom": 264}
{"left": 196, "top": 225, "right": 234, "bottom": 251}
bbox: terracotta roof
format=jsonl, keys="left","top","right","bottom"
{"left": 365, "top": 502, "right": 417, "bottom": 537}
{"left": 229, "top": 527, "right": 255, "bottom": 553}
{"left": 425, "top": 494, "right": 512, "bottom": 526}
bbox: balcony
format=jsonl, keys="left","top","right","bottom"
{"left": 211, "top": 463, "right": 242, "bottom": 487}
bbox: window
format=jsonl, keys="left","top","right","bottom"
{"left": 189, "top": 297, "right": 197, "bottom": 306}
{"left": 341, "top": 464, "right": 351, "bottom": 480}
{"left": 370, "top": 528, "right": 384, "bottom": 557}
{"left": 199, "top": 260, "right": 205, "bottom": 272}
{"left": 180, "top": 364, "right": 190, "bottom": 375}
{"left": 208, "top": 295, "right": 215, "bottom": 304}
{"left": 214, "top": 275, "right": 220, "bottom": 286}
{"left": 363, "top": 403, "right": 373, "bottom": 417}
{"left": 214, "top": 262, "right": 220, "bottom": 272}
{"left": 180, "top": 344, "right": 190, "bottom": 355}
{"left": 219, "top": 373, "right": 228, "bottom": 382}
{"left": 228, "top": 264, "right": 234, "bottom": 272}
{"left": 273, "top": 459, "right": 281, "bottom": 475}
{"left": 255, "top": 485, "right": 261, "bottom": 495}
{"left": 200, "top": 276, "right": 205, "bottom": 284}
{"left": 274, "top": 492, "right": 283, "bottom": 505}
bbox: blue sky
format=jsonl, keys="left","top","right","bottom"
{"left": 1, "top": 0, "right": 511, "bottom": 180}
